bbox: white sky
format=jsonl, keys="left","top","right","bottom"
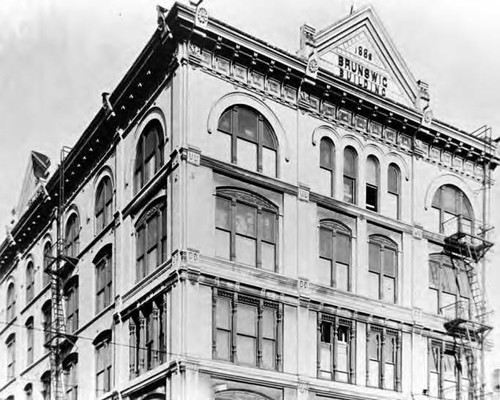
{"left": 0, "top": 0, "right": 499, "bottom": 389}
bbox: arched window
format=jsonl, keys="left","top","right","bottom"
{"left": 387, "top": 164, "right": 401, "bottom": 219}
{"left": 343, "top": 147, "right": 357, "bottom": 204}
{"left": 26, "top": 262, "right": 35, "bottom": 303}
{"left": 318, "top": 220, "right": 351, "bottom": 291}
{"left": 94, "top": 330, "right": 112, "bottom": 395}
{"left": 366, "top": 156, "right": 380, "bottom": 212}
{"left": 63, "top": 353, "right": 78, "bottom": 400}
{"left": 65, "top": 213, "right": 80, "bottom": 259}
{"left": 41, "top": 371, "right": 51, "bottom": 400}
{"left": 24, "top": 383, "right": 33, "bottom": 400}
{"left": 135, "top": 200, "right": 167, "bottom": 281}
{"left": 95, "top": 245, "right": 113, "bottom": 313}
{"left": 43, "top": 241, "right": 52, "bottom": 287}
{"left": 431, "top": 185, "right": 473, "bottom": 235}
{"left": 6, "top": 282, "right": 15, "bottom": 321}
{"left": 64, "top": 277, "right": 79, "bottom": 334}
{"left": 42, "top": 301, "right": 52, "bottom": 347}
{"left": 6, "top": 333, "right": 15, "bottom": 380}
{"left": 134, "top": 120, "right": 164, "bottom": 193}
{"left": 95, "top": 176, "right": 113, "bottom": 233}
{"left": 368, "top": 235, "right": 398, "bottom": 303}
{"left": 217, "top": 106, "right": 278, "bottom": 177}
{"left": 319, "top": 138, "right": 335, "bottom": 196}
{"left": 215, "top": 188, "right": 279, "bottom": 271}
{"left": 26, "top": 317, "right": 34, "bottom": 365}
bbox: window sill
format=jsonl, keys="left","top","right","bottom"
{"left": 0, "top": 316, "right": 17, "bottom": 336}
{"left": 20, "top": 284, "right": 50, "bottom": 316}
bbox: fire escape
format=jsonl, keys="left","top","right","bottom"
{"left": 440, "top": 215, "right": 493, "bottom": 400}
{"left": 44, "top": 147, "right": 79, "bottom": 400}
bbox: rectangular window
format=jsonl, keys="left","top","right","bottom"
{"left": 367, "top": 327, "right": 400, "bottom": 391}
{"left": 7, "top": 336, "right": 15, "bottom": 380}
{"left": 366, "top": 185, "right": 378, "bottom": 211}
{"left": 387, "top": 193, "right": 399, "bottom": 219}
{"left": 343, "top": 177, "right": 355, "bottom": 203}
{"left": 96, "top": 254, "right": 112, "bottom": 314}
{"left": 318, "top": 227, "right": 351, "bottom": 291}
{"left": 213, "top": 291, "right": 281, "bottom": 370}
{"left": 369, "top": 240, "right": 398, "bottom": 303}
{"left": 96, "top": 340, "right": 112, "bottom": 395}
{"left": 237, "top": 138, "right": 258, "bottom": 172}
{"left": 27, "top": 321, "right": 34, "bottom": 365}
{"left": 318, "top": 316, "right": 354, "bottom": 383}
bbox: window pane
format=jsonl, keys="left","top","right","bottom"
{"left": 218, "top": 110, "right": 231, "bottom": 133}
{"left": 136, "top": 227, "right": 145, "bottom": 257}
{"left": 320, "top": 139, "right": 333, "bottom": 169}
{"left": 147, "top": 217, "right": 158, "bottom": 250}
{"left": 442, "top": 186, "right": 457, "bottom": 213}
{"left": 262, "top": 308, "right": 275, "bottom": 339}
{"left": 147, "top": 248, "right": 158, "bottom": 271}
{"left": 236, "top": 138, "right": 257, "bottom": 171}
{"left": 237, "top": 107, "right": 258, "bottom": 142}
{"left": 216, "top": 331, "right": 230, "bottom": 360}
{"left": 383, "top": 276, "right": 395, "bottom": 302}
{"left": 216, "top": 298, "right": 231, "bottom": 329}
{"left": 431, "top": 207, "right": 441, "bottom": 233}
{"left": 444, "top": 211, "right": 458, "bottom": 235}
{"left": 237, "top": 304, "right": 257, "bottom": 336}
{"left": 336, "top": 262, "right": 349, "bottom": 291}
{"left": 261, "top": 243, "right": 275, "bottom": 271}
{"left": 344, "top": 148, "right": 356, "bottom": 177}
{"left": 388, "top": 165, "right": 399, "bottom": 194}
{"left": 261, "top": 212, "right": 275, "bottom": 243}
{"left": 235, "top": 236, "right": 256, "bottom": 266}
{"left": 215, "top": 198, "right": 230, "bottom": 229}
{"left": 336, "top": 234, "right": 350, "bottom": 264}
{"left": 384, "top": 249, "right": 396, "bottom": 277}
{"left": 429, "top": 262, "right": 440, "bottom": 289}
{"left": 215, "top": 230, "right": 230, "bottom": 259}
{"left": 262, "top": 122, "right": 275, "bottom": 148}
{"left": 235, "top": 204, "right": 256, "bottom": 237}
{"left": 145, "top": 155, "right": 155, "bottom": 183}
{"left": 343, "top": 177, "right": 355, "bottom": 203}
{"left": 366, "top": 157, "right": 378, "bottom": 186}
{"left": 385, "top": 364, "right": 395, "bottom": 390}
{"left": 387, "top": 193, "right": 399, "bottom": 219}
{"left": 319, "top": 168, "right": 332, "bottom": 197}
{"left": 368, "top": 272, "right": 380, "bottom": 299}
{"left": 318, "top": 258, "right": 332, "bottom": 286}
{"left": 320, "top": 343, "right": 332, "bottom": 373}
{"left": 369, "top": 360, "right": 380, "bottom": 386}
{"left": 262, "top": 338, "right": 275, "bottom": 369}
{"left": 430, "top": 372, "right": 439, "bottom": 397}
{"left": 262, "top": 148, "right": 276, "bottom": 177}
{"left": 319, "top": 228, "right": 332, "bottom": 259}
{"left": 369, "top": 243, "right": 381, "bottom": 273}
{"left": 237, "top": 335, "right": 256, "bottom": 365}
{"left": 366, "top": 185, "right": 378, "bottom": 211}
{"left": 369, "top": 333, "right": 380, "bottom": 360}
{"left": 337, "top": 341, "right": 348, "bottom": 373}
{"left": 442, "top": 267, "right": 455, "bottom": 294}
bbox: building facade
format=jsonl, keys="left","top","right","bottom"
{"left": 0, "top": 3, "right": 497, "bottom": 400}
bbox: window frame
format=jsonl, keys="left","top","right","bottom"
{"left": 95, "top": 333, "right": 112, "bottom": 395}
{"left": 41, "top": 371, "right": 51, "bottom": 400}
{"left": 366, "top": 326, "right": 401, "bottom": 391}
{"left": 26, "top": 317, "right": 34, "bottom": 366}
{"left": 64, "top": 277, "right": 79, "bottom": 335}
{"left": 317, "top": 313, "right": 355, "bottom": 383}
{"left": 42, "top": 301, "right": 52, "bottom": 347}
{"left": 95, "top": 176, "right": 114, "bottom": 234}
{"left": 217, "top": 105, "right": 278, "bottom": 177}
{"left": 63, "top": 354, "right": 78, "bottom": 400}
{"left": 135, "top": 199, "right": 167, "bottom": 282}
{"left": 215, "top": 188, "right": 279, "bottom": 272}
{"left": 387, "top": 163, "right": 401, "bottom": 219}
{"left": 65, "top": 213, "right": 80, "bottom": 259}
{"left": 95, "top": 248, "right": 113, "bottom": 314}
{"left": 365, "top": 155, "right": 380, "bottom": 212}
{"left": 431, "top": 185, "right": 474, "bottom": 234}
{"left": 343, "top": 147, "right": 358, "bottom": 204}
{"left": 6, "top": 282, "right": 16, "bottom": 322}
{"left": 43, "top": 241, "right": 52, "bottom": 287}
{"left": 212, "top": 289, "right": 282, "bottom": 371}
{"left": 6, "top": 333, "right": 15, "bottom": 380}
{"left": 368, "top": 235, "right": 398, "bottom": 303}
{"left": 319, "top": 137, "right": 335, "bottom": 197}
{"left": 318, "top": 220, "right": 352, "bottom": 291}
{"left": 134, "top": 120, "right": 164, "bottom": 194}
{"left": 26, "top": 261, "right": 35, "bottom": 304}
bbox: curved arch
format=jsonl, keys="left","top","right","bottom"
{"left": 424, "top": 174, "right": 478, "bottom": 212}
{"left": 340, "top": 132, "right": 364, "bottom": 151}
{"left": 216, "top": 389, "right": 273, "bottom": 400}
{"left": 386, "top": 151, "right": 410, "bottom": 181}
{"left": 93, "top": 165, "right": 115, "bottom": 193}
{"left": 363, "top": 143, "right": 386, "bottom": 160}
{"left": 142, "top": 395, "right": 166, "bottom": 400}
{"left": 92, "top": 328, "right": 112, "bottom": 346}
{"left": 133, "top": 107, "right": 167, "bottom": 143}
{"left": 6, "top": 282, "right": 15, "bottom": 320}
{"left": 134, "top": 194, "right": 167, "bottom": 227}
{"left": 216, "top": 186, "right": 278, "bottom": 212}
{"left": 93, "top": 243, "right": 113, "bottom": 264}
{"left": 319, "top": 218, "right": 351, "bottom": 235}
{"left": 369, "top": 234, "right": 398, "bottom": 249}
{"left": 207, "top": 91, "right": 291, "bottom": 162}
{"left": 5, "top": 332, "right": 15, "bottom": 344}
{"left": 63, "top": 275, "right": 79, "bottom": 295}
{"left": 62, "top": 352, "right": 79, "bottom": 370}
{"left": 312, "top": 125, "right": 340, "bottom": 146}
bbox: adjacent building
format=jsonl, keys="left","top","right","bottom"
{"left": 0, "top": 3, "right": 497, "bottom": 400}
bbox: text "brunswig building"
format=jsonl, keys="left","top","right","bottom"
{"left": 0, "top": 3, "right": 497, "bottom": 400}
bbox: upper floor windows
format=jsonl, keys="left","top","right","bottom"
{"left": 95, "top": 246, "right": 113, "bottom": 314}
{"left": 128, "top": 294, "right": 166, "bottom": 378}
{"left": 95, "top": 331, "right": 113, "bottom": 395}
{"left": 134, "top": 120, "right": 164, "bottom": 193}
{"left": 318, "top": 314, "right": 354, "bottom": 383}
{"left": 318, "top": 220, "right": 351, "bottom": 291}
{"left": 6, "top": 282, "right": 15, "bottom": 322}
{"left": 41, "top": 371, "right": 51, "bottom": 400}
{"left": 215, "top": 188, "right": 278, "bottom": 271}
{"left": 43, "top": 241, "right": 52, "bottom": 287}
{"left": 213, "top": 289, "right": 282, "bottom": 371}
{"left": 319, "top": 138, "right": 335, "bottom": 196}
{"left": 6, "top": 333, "right": 15, "bottom": 380}
{"left": 368, "top": 235, "right": 398, "bottom": 303}
{"left": 26, "top": 261, "right": 35, "bottom": 303}
{"left": 431, "top": 185, "right": 473, "bottom": 235}
{"left": 387, "top": 164, "right": 401, "bottom": 219}
{"left": 135, "top": 200, "right": 167, "bottom": 281}
{"left": 26, "top": 317, "right": 34, "bottom": 366}
{"left": 65, "top": 213, "right": 80, "bottom": 259}
{"left": 217, "top": 106, "right": 277, "bottom": 177}
{"left": 42, "top": 300, "right": 52, "bottom": 347}
{"left": 64, "top": 277, "right": 79, "bottom": 334}
{"left": 343, "top": 147, "right": 357, "bottom": 204}
{"left": 367, "top": 326, "right": 400, "bottom": 391}
{"left": 429, "top": 341, "right": 468, "bottom": 400}
{"left": 95, "top": 176, "right": 113, "bottom": 233}
{"left": 366, "top": 156, "right": 380, "bottom": 212}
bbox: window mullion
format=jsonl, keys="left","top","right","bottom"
{"left": 380, "top": 330, "right": 386, "bottom": 388}
{"left": 257, "top": 299, "right": 263, "bottom": 368}
{"left": 231, "top": 109, "right": 238, "bottom": 164}
{"left": 331, "top": 232, "right": 337, "bottom": 288}
{"left": 379, "top": 248, "right": 384, "bottom": 300}
{"left": 256, "top": 208, "right": 262, "bottom": 269}
{"left": 317, "top": 313, "right": 322, "bottom": 377}
{"left": 333, "top": 317, "right": 338, "bottom": 380}
{"left": 231, "top": 293, "right": 238, "bottom": 363}
{"left": 230, "top": 200, "right": 236, "bottom": 261}
{"left": 257, "top": 116, "right": 263, "bottom": 172}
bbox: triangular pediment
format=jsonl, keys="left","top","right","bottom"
{"left": 314, "top": 6, "right": 419, "bottom": 108}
